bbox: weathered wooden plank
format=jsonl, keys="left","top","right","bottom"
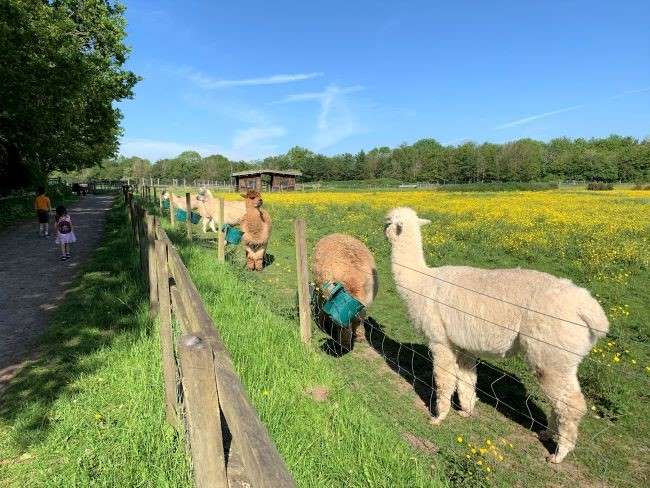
{"left": 155, "top": 240, "right": 178, "bottom": 426}
{"left": 161, "top": 225, "right": 295, "bottom": 487}
{"left": 146, "top": 215, "right": 159, "bottom": 316}
{"left": 178, "top": 335, "right": 228, "bottom": 488}
{"left": 294, "top": 219, "right": 312, "bottom": 344}
{"left": 226, "top": 437, "right": 252, "bottom": 488}
{"left": 212, "top": 347, "right": 297, "bottom": 488}
{"left": 170, "top": 285, "right": 192, "bottom": 335}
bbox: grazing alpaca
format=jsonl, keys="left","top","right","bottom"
{"left": 313, "top": 234, "right": 378, "bottom": 351}
{"left": 195, "top": 188, "right": 247, "bottom": 232}
{"left": 384, "top": 207, "right": 608, "bottom": 464}
{"left": 238, "top": 190, "right": 272, "bottom": 271}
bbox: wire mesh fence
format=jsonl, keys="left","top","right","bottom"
{"left": 136, "top": 185, "right": 649, "bottom": 487}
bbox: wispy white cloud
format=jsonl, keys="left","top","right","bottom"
{"left": 119, "top": 139, "right": 224, "bottom": 161}
{"left": 493, "top": 105, "right": 583, "bottom": 130}
{"left": 232, "top": 126, "right": 287, "bottom": 150}
{"left": 611, "top": 86, "right": 650, "bottom": 99}
{"left": 184, "top": 69, "right": 323, "bottom": 89}
{"left": 120, "top": 124, "right": 288, "bottom": 162}
{"left": 275, "top": 85, "right": 364, "bottom": 104}
{"left": 493, "top": 85, "right": 650, "bottom": 131}
{"left": 276, "top": 85, "right": 365, "bottom": 149}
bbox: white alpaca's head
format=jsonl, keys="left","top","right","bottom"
{"left": 161, "top": 190, "right": 170, "bottom": 200}
{"left": 196, "top": 187, "right": 207, "bottom": 202}
{"left": 384, "top": 207, "right": 430, "bottom": 244}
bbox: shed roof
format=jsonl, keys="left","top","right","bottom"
{"left": 231, "top": 169, "right": 302, "bottom": 177}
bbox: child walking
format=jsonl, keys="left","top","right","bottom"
{"left": 35, "top": 186, "right": 51, "bottom": 236}
{"left": 54, "top": 205, "right": 77, "bottom": 261}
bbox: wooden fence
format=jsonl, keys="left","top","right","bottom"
{"left": 124, "top": 189, "right": 295, "bottom": 488}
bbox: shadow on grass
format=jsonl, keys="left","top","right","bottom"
{"left": 0, "top": 203, "right": 149, "bottom": 451}
{"left": 359, "top": 317, "right": 556, "bottom": 452}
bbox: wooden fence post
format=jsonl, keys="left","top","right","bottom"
{"left": 185, "top": 192, "right": 192, "bottom": 241}
{"left": 217, "top": 197, "right": 225, "bottom": 263}
{"left": 153, "top": 185, "right": 157, "bottom": 205}
{"left": 146, "top": 215, "right": 159, "bottom": 316}
{"left": 155, "top": 240, "right": 177, "bottom": 426}
{"left": 294, "top": 219, "right": 312, "bottom": 344}
{"left": 178, "top": 335, "right": 228, "bottom": 488}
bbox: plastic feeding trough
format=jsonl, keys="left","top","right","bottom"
{"left": 162, "top": 199, "right": 170, "bottom": 209}
{"left": 222, "top": 224, "right": 244, "bottom": 245}
{"left": 321, "top": 282, "right": 365, "bottom": 327}
{"left": 175, "top": 208, "right": 201, "bottom": 224}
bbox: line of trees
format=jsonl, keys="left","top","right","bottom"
{"left": 75, "top": 135, "right": 649, "bottom": 184}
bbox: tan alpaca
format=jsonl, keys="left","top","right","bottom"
{"left": 195, "top": 188, "right": 246, "bottom": 232}
{"left": 313, "top": 234, "right": 378, "bottom": 350}
{"left": 384, "top": 207, "right": 608, "bottom": 464}
{"left": 161, "top": 190, "right": 209, "bottom": 230}
{"left": 238, "top": 190, "right": 272, "bottom": 271}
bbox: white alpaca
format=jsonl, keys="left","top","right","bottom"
{"left": 195, "top": 188, "right": 246, "bottom": 232}
{"left": 384, "top": 207, "right": 609, "bottom": 463}
{"left": 161, "top": 190, "right": 210, "bottom": 231}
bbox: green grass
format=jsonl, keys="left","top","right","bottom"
{"left": 0, "top": 201, "right": 191, "bottom": 487}
{"left": 157, "top": 225, "right": 451, "bottom": 487}
{"left": 149, "top": 186, "right": 649, "bottom": 487}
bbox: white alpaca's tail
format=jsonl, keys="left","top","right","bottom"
{"left": 579, "top": 308, "right": 609, "bottom": 345}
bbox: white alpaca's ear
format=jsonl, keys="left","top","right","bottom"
{"left": 418, "top": 218, "right": 431, "bottom": 226}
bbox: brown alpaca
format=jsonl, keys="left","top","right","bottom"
{"left": 238, "top": 190, "right": 272, "bottom": 271}
{"left": 313, "top": 234, "right": 378, "bottom": 350}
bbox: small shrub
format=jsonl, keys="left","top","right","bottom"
{"left": 586, "top": 182, "right": 614, "bottom": 191}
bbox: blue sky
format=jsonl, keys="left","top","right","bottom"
{"left": 119, "top": 0, "right": 650, "bottom": 162}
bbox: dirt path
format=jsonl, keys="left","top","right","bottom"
{"left": 0, "top": 194, "right": 115, "bottom": 382}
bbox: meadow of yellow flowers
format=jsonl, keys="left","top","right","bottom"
{"left": 216, "top": 187, "right": 649, "bottom": 485}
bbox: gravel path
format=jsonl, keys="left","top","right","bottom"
{"left": 0, "top": 194, "right": 114, "bottom": 382}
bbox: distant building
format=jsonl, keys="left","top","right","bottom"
{"left": 231, "top": 169, "right": 302, "bottom": 192}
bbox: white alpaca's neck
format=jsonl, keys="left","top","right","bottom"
{"left": 390, "top": 228, "right": 430, "bottom": 293}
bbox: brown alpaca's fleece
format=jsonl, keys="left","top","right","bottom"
{"left": 314, "top": 233, "right": 378, "bottom": 306}
{"left": 313, "top": 233, "right": 378, "bottom": 350}
{"left": 240, "top": 207, "right": 272, "bottom": 246}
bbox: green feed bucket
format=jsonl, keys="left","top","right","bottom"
{"left": 162, "top": 199, "right": 170, "bottom": 209}
{"left": 175, "top": 208, "right": 201, "bottom": 224}
{"left": 222, "top": 224, "right": 244, "bottom": 245}
{"left": 322, "top": 282, "right": 365, "bottom": 327}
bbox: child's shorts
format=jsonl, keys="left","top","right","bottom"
{"left": 37, "top": 210, "right": 49, "bottom": 224}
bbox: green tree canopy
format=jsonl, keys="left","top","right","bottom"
{"left": 0, "top": 0, "right": 138, "bottom": 192}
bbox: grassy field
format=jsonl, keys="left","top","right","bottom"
{"left": 0, "top": 202, "right": 191, "bottom": 487}
{"left": 157, "top": 187, "right": 649, "bottom": 487}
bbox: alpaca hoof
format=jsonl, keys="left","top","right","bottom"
{"left": 254, "top": 260, "right": 263, "bottom": 271}
{"left": 429, "top": 417, "right": 444, "bottom": 426}
{"left": 246, "top": 260, "right": 255, "bottom": 271}
{"left": 457, "top": 409, "right": 473, "bottom": 418}
{"left": 545, "top": 454, "right": 563, "bottom": 464}
{"left": 539, "top": 430, "right": 553, "bottom": 442}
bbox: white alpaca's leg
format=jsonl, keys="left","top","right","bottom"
{"left": 430, "top": 343, "right": 458, "bottom": 425}
{"left": 538, "top": 369, "right": 586, "bottom": 463}
{"left": 201, "top": 217, "right": 208, "bottom": 233}
{"left": 539, "top": 409, "right": 558, "bottom": 441}
{"left": 209, "top": 218, "right": 216, "bottom": 233}
{"left": 456, "top": 353, "right": 478, "bottom": 417}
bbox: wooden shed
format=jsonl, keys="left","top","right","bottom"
{"left": 231, "top": 169, "right": 302, "bottom": 192}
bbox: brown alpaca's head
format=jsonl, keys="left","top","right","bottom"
{"left": 241, "top": 190, "right": 263, "bottom": 208}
